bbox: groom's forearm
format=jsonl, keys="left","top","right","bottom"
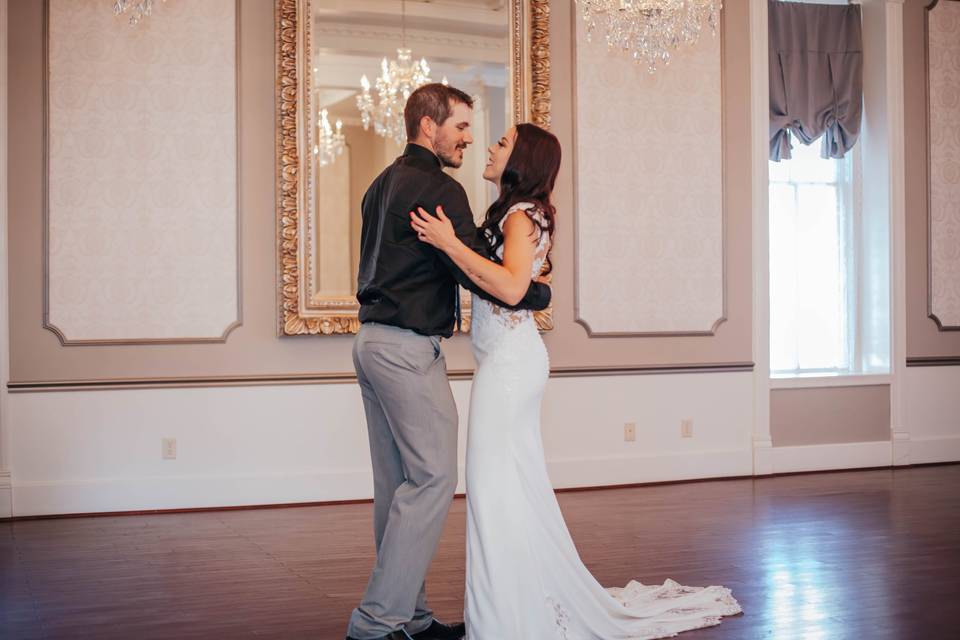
{"left": 427, "top": 183, "right": 544, "bottom": 309}
{"left": 515, "top": 280, "right": 551, "bottom": 311}
{"left": 434, "top": 240, "right": 550, "bottom": 310}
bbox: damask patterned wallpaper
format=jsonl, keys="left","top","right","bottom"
{"left": 928, "top": 0, "right": 960, "bottom": 328}
{"left": 573, "top": 15, "right": 724, "bottom": 335}
{"left": 5, "top": 0, "right": 755, "bottom": 382}
{"left": 46, "top": 0, "right": 238, "bottom": 341}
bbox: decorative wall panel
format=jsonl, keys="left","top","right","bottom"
{"left": 45, "top": 0, "right": 239, "bottom": 343}
{"left": 928, "top": 0, "right": 960, "bottom": 329}
{"left": 573, "top": 15, "right": 724, "bottom": 335}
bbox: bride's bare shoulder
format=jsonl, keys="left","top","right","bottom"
{"left": 502, "top": 208, "right": 539, "bottom": 243}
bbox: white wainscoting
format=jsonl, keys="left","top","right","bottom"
{"left": 753, "top": 365, "right": 960, "bottom": 473}
{"left": 8, "top": 366, "right": 959, "bottom": 517}
{"left": 760, "top": 441, "right": 894, "bottom": 475}
{"left": 573, "top": 13, "right": 724, "bottom": 335}
{"left": 7, "top": 372, "right": 755, "bottom": 517}
{"left": 45, "top": 0, "right": 239, "bottom": 342}
{"left": 903, "top": 365, "right": 960, "bottom": 464}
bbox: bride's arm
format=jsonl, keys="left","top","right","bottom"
{"left": 411, "top": 205, "right": 538, "bottom": 306}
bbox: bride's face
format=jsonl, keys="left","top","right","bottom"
{"left": 482, "top": 126, "right": 517, "bottom": 186}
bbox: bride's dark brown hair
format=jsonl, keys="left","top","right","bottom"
{"left": 479, "top": 123, "right": 560, "bottom": 276}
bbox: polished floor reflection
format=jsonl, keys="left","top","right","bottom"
{"left": 2, "top": 465, "right": 958, "bottom": 639}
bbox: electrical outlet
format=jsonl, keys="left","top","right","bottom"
{"left": 162, "top": 438, "right": 177, "bottom": 460}
{"left": 624, "top": 422, "right": 636, "bottom": 442}
{"left": 681, "top": 419, "right": 693, "bottom": 438}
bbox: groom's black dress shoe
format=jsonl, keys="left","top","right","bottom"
{"left": 344, "top": 631, "right": 414, "bottom": 640}
{"left": 410, "top": 620, "right": 466, "bottom": 640}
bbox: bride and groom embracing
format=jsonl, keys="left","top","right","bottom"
{"left": 345, "top": 83, "right": 741, "bottom": 640}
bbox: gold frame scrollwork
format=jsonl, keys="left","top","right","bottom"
{"left": 276, "top": 0, "right": 552, "bottom": 336}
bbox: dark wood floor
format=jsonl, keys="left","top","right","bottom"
{"left": 2, "top": 465, "right": 959, "bottom": 640}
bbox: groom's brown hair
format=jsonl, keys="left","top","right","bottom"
{"left": 404, "top": 83, "right": 474, "bottom": 141}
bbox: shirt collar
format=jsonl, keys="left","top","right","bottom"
{"left": 403, "top": 142, "right": 442, "bottom": 169}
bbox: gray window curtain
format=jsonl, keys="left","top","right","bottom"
{"left": 769, "top": 0, "right": 863, "bottom": 161}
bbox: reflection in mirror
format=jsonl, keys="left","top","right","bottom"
{"left": 309, "top": 0, "right": 510, "bottom": 304}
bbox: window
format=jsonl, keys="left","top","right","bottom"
{"left": 769, "top": 142, "right": 860, "bottom": 376}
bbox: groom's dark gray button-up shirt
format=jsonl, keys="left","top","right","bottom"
{"left": 356, "top": 143, "right": 551, "bottom": 338}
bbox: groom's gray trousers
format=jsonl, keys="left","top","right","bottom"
{"left": 347, "top": 322, "right": 460, "bottom": 639}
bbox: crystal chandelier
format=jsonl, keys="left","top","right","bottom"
{"left": 314, "top": 109, "right": 346, "bottom": 168}
{"left": 113, "top": 0, "right": 165, "bottom": 26}
{"left": 576, "top": 0, "right": 722, "bottom": 73}
{"left": 356, "top": 0, "right": 444, "bottom": 146}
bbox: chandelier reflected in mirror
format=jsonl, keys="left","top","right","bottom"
{"left": 576, "top": 0, "right": 722, "bottom": 73}
{"left": 356, "top": 0, "right": 448, "bottom": 146}
{"left": 357, "top": 51, "right": 437, "bottom": 146}
{"left": 112, "top": 0, "right": 165, "bottom": 26}
{"left": 314, "top": 109, "right": 346, "bottom": 168}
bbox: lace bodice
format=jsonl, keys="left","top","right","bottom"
{"left": 471, "top": 202, "right": 551, "bottom": 355}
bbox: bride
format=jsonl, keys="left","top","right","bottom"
{"left": 410, "top": 123, "right": 742, "bottom": 639}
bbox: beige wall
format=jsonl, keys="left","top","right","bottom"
{"left": 44, "top": 0, "right": 240, "bottom": 344}
{"left": 6, "top": 0, "right": 753, "bottom": 385}
{"left": 551, "top": 0, "right": 753, "bottom": 361}
{"left": 5, "top": 2, "right": 955, "bottom": 518}
{"left": 771, "top": 386, "right": 891, "bottom": 447}
{"left": 903, "top": 0, "right": 960, "bottom": 361}
{"left": 573, "top": 5, "right": 724, "bottom": 336}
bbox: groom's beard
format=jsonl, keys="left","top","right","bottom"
{"left": 436, "top": 136, "right": 466, "bottom": 168}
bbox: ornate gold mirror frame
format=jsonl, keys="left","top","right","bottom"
{"left": 276, "top": 0, "right": 552, "bottom": 336}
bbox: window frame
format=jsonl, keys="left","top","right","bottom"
{"left": 768, "top": 143, "right": 863, "bottom": 377}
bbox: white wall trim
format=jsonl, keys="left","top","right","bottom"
{"left": 761, "top": 440, "right": 893, "bottom": 475}
{"left": 769, "top": 374, "right": 892, "bottom": 389}
{"left": 892, "top": 431, "right": 911, "bottom": 465}
{"left": 907, "top": 435, "right": 960, "bottom": 465}
{"left": 8, "top": 448, "right": 756, "bottom": 518}
{"left": 546, "top": 448, "right": 753, "bottom": 490}
{"left": 885, "top": 0, "right": 910, "bottom": 466}
{"left": 750, "top": 0, "right": 773, "bottom": 474}
{"left": 0, "top": 0, "right": 12, "bottom": 519}
{"left": 0, "top": 472, "right": 10, "bottom": 520}
{"left": 904, "top": 366, "right": 960, "bottom": 461}
{"left": 11, "top": 469, "right": 376, "bottom": 517}
{"left": 6, "top": 372, "right": 757, "bottom": 518}
{"left": 17, "top": 440, "right": 957, "bottom": 518}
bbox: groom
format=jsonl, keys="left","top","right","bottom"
{"left": 346, "top": 83, "right": 552, "bottom": 640}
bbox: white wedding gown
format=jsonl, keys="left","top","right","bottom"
{"left": 464, "top": 204, "right": 742, "bottom": 639}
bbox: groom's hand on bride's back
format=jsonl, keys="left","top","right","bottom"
{"left": 419, "top": 181, "right": 551, "bottom": 311}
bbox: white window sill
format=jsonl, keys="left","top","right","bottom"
{"left": 769, "top": 373, "right": 892, "bottom": 389}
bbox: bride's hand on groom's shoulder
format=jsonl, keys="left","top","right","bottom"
{"left": 410, "top": 205, "right": 457, "bottom": 252}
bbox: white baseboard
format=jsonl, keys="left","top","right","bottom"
{"left": 892, "top": 431, "right": 911, "bottom": 466}
{"left": 546, "top": 448, "right": 754, "bottom": 489}
{"left": 10, "top": 448, "right": 755, "bottom": 518}
{"left": 762, "top": 440, "right": 893, "bottom": 475}
{"left": 752, "top": 438, "right": 775, "bottom": 476}
{"left": 906, "top": 435, "right": 960, "bottom": 465}
{"left": 9, "top": 439, "right": 958, "bottom": 518}
{"left": 0, "top": 472, "right": 12, "bottom": 519}
{"left": 11, "top": 469, "right": 375, "bottom": 518}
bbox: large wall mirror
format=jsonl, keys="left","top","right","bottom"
{"left": 276, "top": 0, "right": 552, "bottom": 335}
